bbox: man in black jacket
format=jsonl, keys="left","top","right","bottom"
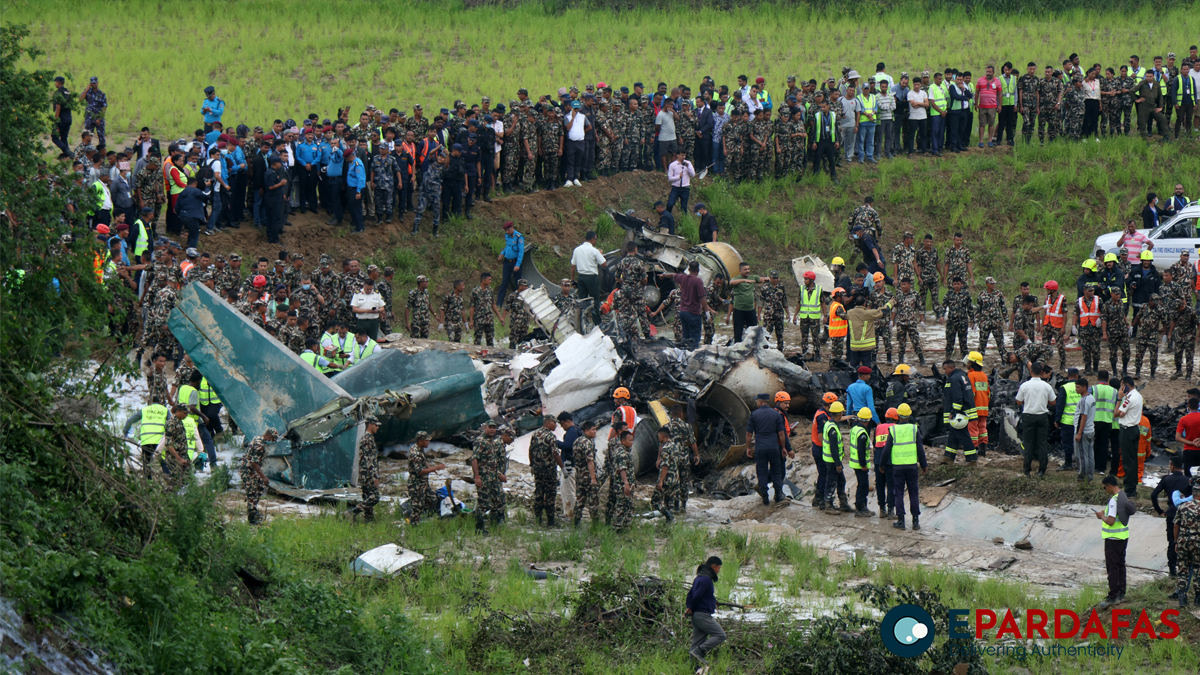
{"left": 1152, "top": 456, "right": 1194, "bottom": 579}
{"left": 685, "top": 556, "right": 725, "bottom": 671}
{"left": 695, "top": 100, "right": 714, "bottom": 171}
{"left": 251, "top": 144, "right": 271, "bottom": 228}
{"left": 441, "top": 143, "right": 467, "bottom": 221}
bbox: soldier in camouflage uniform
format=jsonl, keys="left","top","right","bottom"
{"left": 407, "top": 431, "right": 445, "bottom": 525}
{"left": 596, "top": 100, "right": 617, "bottom": 177}
{"left": 892, "top": 231, "right": 916, "bottom": 283}
{"left": 1176, "top": 486, "right": 1200, "bottom": 605}
{"left": 1037, "top": 67, "right": 1064, "bottom": 143}
{"left": 279, "top": 311, "right": 306, "bottom": 355}
{"left": 573, "top": 423, "right": 602, "bottom": 526}
{"left": 1167, "top": 252, "right": 1196, "bottom": 300}
{"left": 552, "top": 278, "right": 576, "bottom": 316}
{"left": 848, "top": 198, "right": 882, "bottom": 238}
{"left": 1018, "top": 64, "right": 1041, "bottom": 143}
{"left": 314, "top": 255, "right": 344, "bottom": 331}
{"left": 471, "top": 421, "right": 507, "bottom": 531}
{"left": 723, "top": 110, "right": 748, "bottom": 182}
{"left": 1115, "top": 67, "right": 1137, "bottom": 136}
{"left": 652, "top": 288, "right": 683, "bottom": 347}
{"left": 501, "top": 102, "right": 522, "bottom": 191}
{"left": 640, "top": 96, "right": 658, "bottom": 170}
{"left": 439, "top": 280, "right": 467, "bottom": 343}
{"left": 412, "top": 149, "right": 446, "bottom": 234}
{"left": 290, "top": 274, "right": 324, "bottom": 325}
{"left": 159, "top": 405, "right": 194, "bottom": 489}
{"left": 605, "top": 428, "right": 635, "bottom": 531}
{"left": 976, "top": 276, "right": 1009, "bottom": 359}
{"left": 1132, "top": 295, "right": 1165, "bottom": 379}
{"left": 134, "top": 156, "right": 164, "bottom": 229}
{"left": 377, "top": 267, "right": 396, "bottom": 335}
{"left": 613, "top": 245, "right": 651, "bottom": 340}
{"left": 941, "top": 278, "right": 974, "bottom": 359}
{"left": 371, "top": 145, "right": 399, "bottom": 223}
{"left": 944, "top": 235, "right": 972, "bottom": 289}
{"left": 773, "top": 108, "right": 792, "bottom": 177}
{"left": 1100, "top": 69, "right": 1118, "bottom": 136}
{"left": 240, "top": 427, "right": 274, "bottom": 525}
{"left": 1102, "top": 286, "right": 1131, "bottom": 375}
{"left": 528, "top": 416, "right": 561, "bottom": 527}
{"left": 406, "top": 274, "right": 432, "bottom": 339}
{"left": 344, "top": 416, "right": 381, "bottom": 522}
{"left": 1062, "top": 76, "right": 1086, "bottom": 141}
{"left": 677, "top": 100, "right": 696, "bottom": 166}
{"left": 406, "top": 105, "right": 430, "bottom": 141}
{"left": 520, "top": 103, "right": 540, "bottom": 191}
{"left": 869, "top": 275, "right": 894, "bottom": 362}
{"left": 1075, "top": 284, "right": 1103, "bottom": 374}
{"left": 619, "top": 99, "right": 644, "bottom": 172}
{"left": 914, "top": 236, "right": 941, "bottom": 316}
{"left": 538, "top": 106, "right": 563, "bottom": 191}
{"left": 470, "top": 273, "right": 498, "bottom": 346}
{"left": 1011, "top": 292, "right": 1039, "bottom": 350}
{"left": 703, "top": 277, "right": 728, "bottom": 346}
{"left": 149, "top": 279, "right": 180, "bottom": 362}
{"left": 503, "top": 279, "right": 532, "bottom": 348}
{"left": 759, "top": 271, "right": 789, "bottom": 350}
{"left": 1169, "top": 300, "right": 1198, "bottom": 380}
{"left": 999, "top": 342, "right": 1054, "bottom": 380}
{"left": 666, "top": 406, "right": 698, "bottom": 513}
{"left": 747, "top": 109, "right": 772, "bottom": 182}
{"left": 282, "top": 253, "right": 304, "bottom": 294}
{"left": 217, "top": 255, "right": 241, "bottom": 297}
{"left": 650, "top": 428, "right": 681, "bottom": 517}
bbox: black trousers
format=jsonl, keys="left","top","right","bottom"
{"left": 584, "top": 137, "right": 596, "bottom": 176}
{"left": 892, "top": 465, "right": 920, "bottom": 518}
{"left": 1021, "top": 412, "right": 1050, "bottom": 475}
{"left": 811, "top": 444, "right": 829, "bottom": 501}
{"left": 1167, "top": 512, "right": 1178, "bottom": 572}
{"left": 230, "top": 172, "right": 247, "bottom": 222}
{"left": 565, "top": 140, "right": 585, "bottom": 181}
{"left": 442, "top": 181, "right": 463, "bottom": 218}
{"left": 908, "top": 117, "right": 930, "bottom": 153}
{"left": 301, "top": 165, "right": 320, "bottom": 211}
{"left": 398, "top": 180, "right": 413, "bottom": 213}
{"left": 465, "top": 175, "right": 477, "bottom": 214}
{"left": 480, "top": 155, "right": 494, "bottom": 199}
{"left": 875, "top": 466, "right": 893, "bottom": 512}
{"left": 327, "top": 176, "right": 344, "bottom": 223}
{"left": 947, "top": 111, "right": 967, "bottom": 151}
{"left": 1119, "top": 424, "right": 1140, "bottom": 496}
{"left": 1104, "top": 538, "right": 1127, "bottom": 599}
{"left": 853, "top": 468, "right": 870, "bottom": 509}
{"left": 52, "top": 118, "right": 72, "bottom": 155}
{"left": 694, "top": 135, "right": 710, "bottom": 171}
{"left": 265, "top": 200, "right": 285, "bottom": 243}
{"left": 755, "top": 447, "right": 784, "bottom": 499}
{"left": 1083, "top": 99, "right": 1100, "bottom": 137}
{"left": 732, "top": 308, "right": 757, "bottom": 343}
{"left": 811, "top": 140, "right": 836, "bottom": 179}
{"left": 996, "top": 105, "right": 1017, "bottom": 143}
{"left": 201, "top": 403, "right": 224, "bottom": 436}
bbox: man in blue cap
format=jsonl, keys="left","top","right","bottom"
{"left": 563, "top": 100, "right": 591, "bottom": 187}
{"left": 201, "top": 86, "right": 225, "bottom": 133}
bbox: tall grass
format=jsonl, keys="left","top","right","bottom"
{"left": 8, "top": 0, "right": 1197, "bottom": 140}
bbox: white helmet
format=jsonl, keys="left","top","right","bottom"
{"left": 949, "top": 413, "right": 969, "bottom": 430}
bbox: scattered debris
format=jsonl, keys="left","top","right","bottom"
{"left": 987, "top": 556, "right": 1018, "bottom": 571}
{"left": 992, "top": 537, "right": 1005, "bottom": 545}
{"left": 1013, "top": 539, "right": 1033, "bottom": 551}
{"left": 921, "top": 487, "right": 950, "bottom": 507}
{"left": 352, "top": 544, "right": 425, "bottom": 577}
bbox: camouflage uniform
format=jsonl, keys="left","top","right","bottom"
{"left": 528, "top": 427, "right": 559, "bottom": 524}
{"left": 595, "top": 109, "right": 614, "bottom": 174}
{"left": 724, "top": 118, "right": 747, "bottom": 182}
{"left": 1175, "top": 498, "right": 1200, "bottom": 602}
{"left": 217, "top": 265, "right": 241, "bottom": 297}
{"left": 795, "top": 283, "right": 822, "bottom": 358}
{"left": 650, "top": 440, "right": 681, "bottom": 514}
{"left": 470, "top": 285, "right": 495, "bottom": 346}
{"left": 666, "top": 418, "right": 694, "bottom": 512}
{"left": 1099, "top": 76, "right": 1118, "bottom": 136}
{"left": 279, "top": 324, "right": 306, "bottom": 355}
{"left": 440, "top": 293, "right": 466, "bottom": 342}
{"left": 1168, "top": 262, "right": 1197, "bottom": 299}
{"left": 472, "top": 434, "right": 507, "bottom": 526}
{"left": 761, "top": 282, "right": 788, "bottom": 350}
{"left": 406, "top": 287, "right": 432, "bottom": 338}
{"left": 161, "top": 416, "right": 194, "bottom": 489}
{"left": 1076, "top": 298, "right": 1103, "bottom": 373}
{"left": 604, "top": 438, "right": 634, "bottom": 530}
{"left": 1062, "top": 83, "right": 1086, "bottom": 141}
{"left": 750, "top": 117, "right": 773, "bottom": 181}
{"left": 149, "top": 286, "right": 180, "bottom": 359}
{"left": 147, "top": 368, "right": 169, "bottom": 405}
{"left": 1037, "top": 76, "right": 1064, "bottom": 142}
{"left": 944, "top": 246, "right": 972, "bottom": 287}
{"left": 520, "top": 109, "right": 539, "bottom": 190}
{"left": 914, "top": 248, "right": 941, "bottom": 315}
{"left": 240, "top": 435, "right": 268, "bottom": 522}
{"left": 1172, "top": 305, "right": 1198, "bottom": 379}
{"left": 357, "top": 432, "right": 380, "bottom": 521}
{"left": 283, "top": 264, "right": 304, "bottom": 296}
{"left": 134, "top": 165, "right": 164, "bottom": 227}
{"left": 1100, "top": 298, "right": 1131, "bottom": 373}
{"left": 407, "top": 441, "right": 440, "bottom": 525}
{"left": 861, "top": 286, "right": 891, "bottom": 362}
{"left": 412, "top": 159, "right": 445, "bottom": 231}
{"left": 975, "top": 288, "right": 1008, "bottom": 358}
{"left": 1133, "top": 302, "right": 1165, "bottom": 377}
{"left": 999, "top": 342, "right": 1054, "bottom": 379}
{"left": 677, "top": 109, "right": 696, "bottom": 163}
{"left": 82, "top": 86, "right": 107, "bottom": 145}
{"left": 340, "top": 272, "right": 369, "bottom": 328}
{"left": 501, "top": 108, "right": 521, "bottom": 186}
{"left": 501, "top": 291, "right": 529, "bottom": 348}
{"left": 376, "top": 276, "right": 395, "bottom": 334}
{"left": 703, "top": 283, "right": 728, "bottom": 345}
{"left": 848, "top": 204, "right": 881, "bottom": 237}
{"left": 1116, "top": 75, "right": 1137, "bottom": 135}
{"left": 573, "top": 435, "right": 601, "bottom": 524}
{"left": 1018, "top": 73, "right": 1041, "bottom": 140}
{"left": 371, "top": 153, "right": 398, "bottom": 220}
{"left": 892, "top": 243, "right": 916, "bottom": 282}
{"left": 613, "top": 256, "right": 651, "bottom": 339}
{"left": 1012, "top": 304, "right": 1038, "bottom": 350}
{"left": 619, "top": 107, "right": 642, "bottom": 171}
{"left": 405, "top": 115, "right": 430, "bottom": 142}
{"left": 538, "top": 115, "right": 563, "bottom": 188}
{"left": 657, "top": 288, "right": 683, "bottom": 347}
{"left": 941, "top": 287, "right": 974, "bottom": 359}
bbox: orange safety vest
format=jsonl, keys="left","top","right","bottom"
{"left": 601, "top": 289, "right": 616, "bottom": 314}
{"left": 828, "top": 301, "right": 848, "bottom": 337}
{"left": 967, "top": 370, "right": 990, "bottom": 416}
{"left": 180, "top": 260, "right": 195, "bottom": 280}
{"left": 613, "top": 405, "right": 637, "bottom": 430}
{"left": 874, "top": 421, "right": 894, "bottom": 449}
{"left": 1077, "top": 296, "right": 1100, "bottom": 327}
{"left": 811, "top": 409, "right": 830, "bottom": 446}
{"left": 1117, "top": 415, "right": 1152, "bottom": 482}
{"left": 1043, "top": 293, "right": 1064, "bottom": 329}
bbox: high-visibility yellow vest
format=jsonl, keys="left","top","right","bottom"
{"left": 1156, "top": 70, "right": 1168, "bottom": 96}
{"left": 181, "top": 417, "right": 198, "bottom": 460}
{"left": 198, "top": 377, "right": 221, "bottom": 405}
{"left": 1060, "top": 385, "right": 1082, "bottom": 426}
{"left": 889, "top": 423, "right": 918, "bottom": 465}
{"left": 301, "top": 350, "right": 331, "bottom": 373}
{"left": 1093, "top": 384, "right": 1116, "bottom": 425}
{"left": 813, "top": 111, "right": 835, "bottom": 143}
{"left": 1100, "top": 495, "right": 1129, "bottom": 540}
{"left": 821, "top": 420, "right": 842, "bottom": 463}
{"left": 856, "top": 93, "right": 877, "bottom": 122}
{"left": 352, "top": 338, "right": 378, "bottom": 363}
{"left": 928, "top": 83, "right": 948, "bottom": 116}
{"left": 849, "top": 313, "right": 876, "bottom": 351}
{"left": 178, "top": 384, "right": 200, "bottom": 422}
{"left": 323, "top": 331, "right": 356, "bottom": 367}
{"left": 828, "top": 301, "right": 847, "bottom": 337}
{"left": 798, "top": 286, "right": 822, "bottom": 320}
{"left": 1000, "top": 73, "right": 1017, "bottom": 105}
{"left": 848, "top": 426, "right": 871, "bottom": 470}
{"left": 139, "top": 404, "right": 168, "bottom": 446}
{"left": 133, "top": 219, "right": 150, "bottom": 257}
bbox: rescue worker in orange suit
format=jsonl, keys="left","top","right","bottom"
{"left": 810, "top": 392, "right": 837, "bottom": 511}
{"left": 1116, "top": 414, "right": 1152, "bottom": 484}
{"left": 610, "top": 387, "right": 637, "bottom": 439}
{"left": 965, "top": 351, "right": 990, "bottom": 457}
{"left": 1041, "top": 280, "right": 1069, "bottom": 372}
{"left": 874, "top": 407, "right": 899, "bottom": 519}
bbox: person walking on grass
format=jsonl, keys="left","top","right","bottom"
{"left": 686, "top": 555, "right": 726, "bottom": 673}
{"left": 1097, "top": 474, "right": 1136, "bottom": 608}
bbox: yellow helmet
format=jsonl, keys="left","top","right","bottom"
{"left": 828, "top": 402, "right": 846, "bottom": 414}
{"left": 831, "top": 256, "right": 845, "bottom": 266}
{"left": 1082, "top": 259, "right": 1097, "bottom": 271}
{"left": 965, "top": 351, "right": 984, "bottom": 366}
{"left": 1103, "top": 253, "right": 1118, "bottom": 263}
{"left": 1140, "top": 250, "right": 1154, "bottom": 261}
{"left": 856, "top": 407, "right": 873, "bottom": 420}
{"left": 897, "top": 403, "right": 913, "bottom": 417}
{"left": 893, "top": 364, "right": 912, "bottom": 375}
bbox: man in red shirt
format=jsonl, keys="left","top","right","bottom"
{"left": 975, "top": 66, "right": 1002, "bottom": 148}
{"left": 1176, "top": 397, "right": 1200, "bottom": 476}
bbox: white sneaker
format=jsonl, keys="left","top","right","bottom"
{"left": 573, "top": 179, "right": 582, "bottom": 187}
{"left": 563, "top": 181, "right": 573, "bottom": 188}
{"left": 1095, "top": 138, "right": 1100, "bottom": 142}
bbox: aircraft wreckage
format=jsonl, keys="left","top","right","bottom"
{"left": 167, "top": 212, "right": 1079, "bottom": 493}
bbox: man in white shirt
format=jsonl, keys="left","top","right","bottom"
{"left": 351, "top": 278, "right": 385, "bottom": 339}
{"left": 1016, "top": 362, "right": 1057, "bottom": 476}
{"left": 654, "top": 104, "right": 678, "bottom": 172}
{"left": 665, "top": 153, "right": 695, "bottom": 214}
{"left": 570, "top": 230, "right": 608, "bottom": 325}
{"left": 1115, "top": 376, "right": 1144, "bottom": 497}
{"left": 349, "top": 330, "right": 379, "bottom": 365}
{"left": 906, "top": 80, "right": 930, "bottom": 154}
{"left": 564, "top": 101, "right": 591, "bottom": 187}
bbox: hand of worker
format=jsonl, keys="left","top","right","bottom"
{"left": 623, "top": 483, "right": 632, "bottom": 497}
{"left": 499, "top": 473, "right": 507, "bottom": 483}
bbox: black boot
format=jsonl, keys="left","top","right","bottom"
{"left": 893, "top": 516, "right": 906, "bottom": 529}
{"left": 838, "top": 490, "right": 853, "bottom": 512}
{"left": 912, "top": 517, "right": 921, "bottom": 531}
{"left": 411, "top": 221, "right": 420, "bottom": 234}
{"left": 546, "top": 513, "right": 556, "bottom": 528}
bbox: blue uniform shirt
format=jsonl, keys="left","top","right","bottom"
{"left": 326, "top": 148, "right": 344, "bottom": 177}
{"left": 201, "top": 96, "right": 225, "bottom": 123}
{"left": 346, "top": 158, "right": 367, "bottom": 193}
{"left": 502, "top": 230, "right": 525, "bottom": 263}
{"left": 747, "top": 405, "right": 786, "bottom": 450}
{"left": 296, "top": 141, "right": 320, "bottom": 166}
{"left": 846, "top": 380, "right": 879, "bottom": 423}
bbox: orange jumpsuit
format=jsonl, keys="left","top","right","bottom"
{"left": 1116, "top": 415, "right": 1151, "bottom": 482}
{"left": 967, "top": 369, "right": 990, "bottom": 448}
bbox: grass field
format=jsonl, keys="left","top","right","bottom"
{"left": 7, "top": 0, "right": 1198, "bottom": 138}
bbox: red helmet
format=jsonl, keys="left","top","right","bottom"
{"left": 1043, "top": 280, "right": 1059, "bottom": 291}
{"left": 252, "top": 274, "right": 267, "bottom": 288}
{"left": 803, "top": 271, "right": 816, "bottom": 280}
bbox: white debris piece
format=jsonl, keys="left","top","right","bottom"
{"left": 538, "top": 328, "right": 623, "bottom": 417}
{"left": 352, "top": 544, "right": 425, "bottom": 577}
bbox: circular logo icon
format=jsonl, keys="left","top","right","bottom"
{"left": 880, "top": 604, "right": 936, "bottom": 657}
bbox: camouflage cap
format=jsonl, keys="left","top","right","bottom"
{"left": 363, "top": 415, "right": 380, "bottom": 426}
{"left": 413, "top": 103, "right": 423, "bottom": 110}
{"left": 1150, "top": 293, "right": 1161, "bottom": 301}
{"left": 769, "top": 269, "right": 779, "bottom": 278}
{"left": 365, "top": 104, "right": 376, "bottom": 112}
{"left": 508, "top": 99, "right": 518, "bottom": 107}
{"left": 319, "top": 253, "right": 332, "bottom": 264}
{"left": 985, "top": 276, "right": 997, "bottom": 284}
{"left": 367, "top": 264, "right": 379, "bottom": 272}
{"left": 215, "top": 254, "right": 226, "bottom": 262}
{"left": 585, "top": 83, "right": 595, "bottom": 91}
{"left": 416, "top": 274, "right": 428, "bottom": 283}
{"left": 569, "top": 86, "right": 579, "bottom": 93}
{"left": 230, "top": 253, "right": 241, "bottom": 261}
{"left": 483, "top": 419, "right": 498, "bottom": 428}
{"left": 517, "top": 87, "right": 528, "bottom": 94}
{"left": 518, "top": 279, "right": 530, "bottom": 287}
{"left": 291, "top": 252, "right": 304, "bottom": 260}
{"left": 921, "top": 70, "right": 931, "bottom": 77}
{"left": 481, "top": 96, "right": 491, "bottom": 103}
{"left": 253, "top": 125, "right": 264, "bottom": 133}
{"left": 252, "top": 299, "right": 267, "bottom": 307}
{"left": 414, "top": 430, "right": 431, "bottom": 441}
{"left": 560, "top": 278, "right": 572, "bottom": 285}
{"left": 383, "top": 266, "right": 395, "bottom": 276}
{"left": 1071, "top": 74, "right": 1083, "bottom": 83}
{"left": 499, "top": 425, "right": 514, "bottom": 435}
{"left": 1168, "top": 52, "right": 1176, "bottom": 59}
{"left": 523, "top": 100, "right": 534, "bottom": 108}
{"left": 903, "top": 231, "right": 914, "bottom": 238}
